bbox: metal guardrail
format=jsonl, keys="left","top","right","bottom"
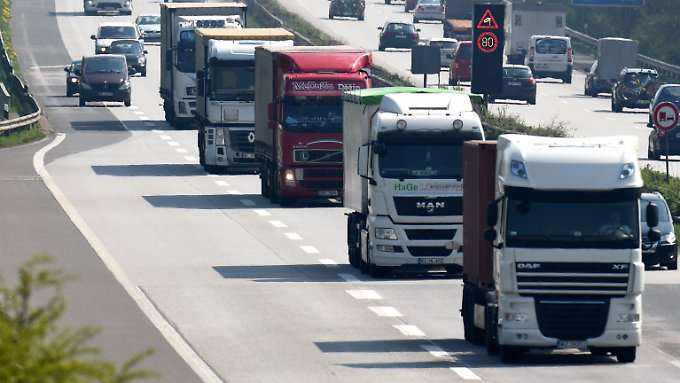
{"left": 0, "top": 28, "right": 41, "bottom": 135}
{"left": 565, "top": 26, "right": 680, "bottom": 82}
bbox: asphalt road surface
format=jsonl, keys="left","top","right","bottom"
{"left": 4, "top": 0, "right": 680, "bottom": 382}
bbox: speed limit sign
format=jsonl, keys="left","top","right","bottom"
{"left": 477, "top": 32, "right": 499, "bottom": 54}
{"left": 653, "top": 101, "right": 679, "bottom": 135}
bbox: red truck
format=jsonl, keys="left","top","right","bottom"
{"left": 254, "top": 46, "right": 372, "bottom": 205}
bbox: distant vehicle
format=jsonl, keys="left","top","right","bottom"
{"left": 488, "top": 65, "right": 536, "bottom": 105}
{"left": 109, "top": 40, "right": 148, "bottom": 77}
{"left": 135, "top": 14, "right": 161, "bottom": 42}
{"left": 641, "top": 192, "right": 678, "bottom": 270}
{"left": 384, "top": 0, "right": 405, "bottom": 4}
{"left": 524, "top": 35, "right": 572, "bottom": 83}
{"left": 84, "top": 0, "right": 132, "bottom": 16}
{"left": 448, "top": 40, "right": 471, "bottom": 85}
{"left": 64, "top": 60, "right": 81, "bottom": 97}
{"left": 91, "top": 22, "right": 142, "bottom": 55}
{"left": 428, "top": 37, "right": 457, "bottom": 68}
{"left": 413, "top": 0, "right": 444, "bottom": 23}
{"left": 404, "top": 0, "right": 418, "bottom": 12}
{"left": 647, "top": 84, "right": 680, "bottom": 160}
{"left": 585, "top": 38, "right": 638, "bottom": 97}
{"left": 508, "top": 2, "right": 566, "bottom": 64}
{"left": 78, "top": 54, "right": 131, "bottom": 107}
{"left": 378, "top": 22, "right": 420, "bottom": 51}
{"left": 329, "top": 0, "right": 365, "bottom": 20}
{"left": 611, "top": 68, "right": 659, "bottom": 113}
{"left": 442, "top": 0, "right": 472, "bottom": 40}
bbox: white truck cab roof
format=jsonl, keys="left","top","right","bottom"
{"left": 497, "top": 135, "right": 641, "bottom": 191}
{"left": 209, "top": 39, "right": 294, "bottom": 61}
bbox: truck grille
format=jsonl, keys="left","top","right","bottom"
{"left": 229, "top": 130, "right": 255, "bottom": 153}
{"left": 299, "top": 180, "right": 343, "bottom": 190}
{"left": 393, "top": 196, "right": 462, "bottom": 216}
{"left": 535, "top": 296, "right": 610, "bottom": 340}
{"left": 515, "top": 262, "right": 630, "bottom": 297}
{"left": 304, "top": 168, "right": 343, "bottom": 178}
{"left": 294, "top": 149, "right": 342, "bottom": 163}
{"left": 405, "top": 229, "right": 456, "bottom": 240}
{"left": 407, "top": 247, "right": 452, "bottom": 257}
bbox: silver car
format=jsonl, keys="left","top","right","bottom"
{"left": 135, "top": 14, "right": 161, "bottom": 42}
{"left": 428, "top": 38, "right": 458, "bottom": 68}
{"left": 413, "top": 0, "right": 444, "bottom": 23}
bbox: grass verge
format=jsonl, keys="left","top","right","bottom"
{"left": 481, "top": 108, "right": 569, "bottom": 139}
{"left": 0, "top": 125, "right": 44, "bottom": 147}
{"left": 642, "top": 166, "right": 680, "bottom": 233}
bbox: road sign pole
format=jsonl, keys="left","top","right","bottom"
{"left": 666, "top": 133, "right": 670, "bottom": 182}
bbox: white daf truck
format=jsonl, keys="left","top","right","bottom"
{"left": 462, "top": 135, "right": 660, "bottom": 363}
{"left": 84, "top": 0, "right": 132, "bottom": 15}
{"left": 344, "top": 88, "right": 484, "bottom": 277}
{"left": 160, "top": 3, "right": 247, "bottom": 127}
{"left": 195, "top": 28, "right": 294, "bottom": 173}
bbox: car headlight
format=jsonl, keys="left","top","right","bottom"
{"left": 98, "top": 46, "right": 107, "bottom": 53}
{"left": 503, "top": 312, "right": 529, "bottom": 322}
{"left": 661, "top": 232, "right": 676, "bottom": 244}
{"left": 375, "top": 228, "right": 398, "bottom": 240}
{"left": 616, "top": 313, "right": 640, "bottom": 323}
{"left": 70, "top": 78, "right": 78, "bottom": 83}
{"left": 80, "top": 82, "right": 92, "bottom": 90}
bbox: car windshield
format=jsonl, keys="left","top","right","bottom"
{"left": 98, "top": 26, "right": 137, "bottom": 39}
{"left": 457, "top": 44, "right": 471, "bottom": 59}
{"left": 84, "top": 57, "right": 125, "bottom": 74}
{"left": 503, "top": 67, "right": 532, "bottom": 78}
{"left": 506, "top": 197, "right": 639, "bottom": 249}
{"left": 386, "top": 23, "right": 415, "bottom": 33}
{"left": 209, "top": 63, "right": 255, "bottom": 102}
{"left": 660, "top": 86, "right": 680, "bottom": 99}
{"left": 379, "top": 144, "right": 463, "bottom": 180}
{"left": 110, "top": 42, "right": 141, "bottom": 54}
{"left": 623, "top": 72, "right": 657, "bottom": 83}
{"left": 640, "top": 199, "right": 670, "bottom": 222}
{"left": 536, "top": 38, "right": 567, "bottom": 54}
{"left": 283, "top": 96, "right": 342, "bottom": 133}
{"left": 137, "top": 16, "right": 160, "bottom": 25}
{"left": 431, "top": 41, "right": 457, "bottom": 50}
{"left": 176, "top": 30, "right": 196, "bottom": 73}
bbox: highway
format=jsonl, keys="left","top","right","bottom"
{"left": 5, "top": 0, "right": 680, "bottom": 382}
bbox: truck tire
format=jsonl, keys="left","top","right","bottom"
{"left": 462, "top": 284, "right": 484, "bottom": 345}
{"left": 198, "top": 132, "right": 206, "bottom": 167}
{"left": 163, "top": 100, "right": 175, "bottom": 123}
{"left": 664, "top": 257, "right": 678, "bottom": 270}
{"left": 359, "top": 230, "right": 370, "bottom": 274}
{"left": 500, "top": 346, "right": 523, "bottom": 363}
{"left": 347, "top": 213, "right": 361, "bottom": 268}
{"left": 269, "top": 167, "right": 280, "bottom": 204}
{"left": 615, "top": 347, "right": 636, "bottom": 363}
{"left": 260, "top": 163, "right": 271, "bottom": 198}
{"left": 485, "top": 305, "right": 499, "bottom": 355}
{"left": 358, "top": 13, "right": 364, "bottom": 21}
{"left": 329, "top": 11, "right": 334, "bottom": 19}
{"left": 648, "top": 140, "right": 661, "bottom": 161}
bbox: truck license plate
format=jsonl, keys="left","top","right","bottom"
{"left": 417, "top": 257, "right": 444, "bottom": 265}
{"left": 557, "top": 340, "right": 587, "bottom": 350}
{"left": 508, "top": 82, "right": 521, "bottom": 86}
{"left": 318, "top": 190, "right": 338, "bottom": 197}
{"left": 99, "top": 92, "right": 113, "bottom": 96}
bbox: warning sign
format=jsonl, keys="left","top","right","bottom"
{"left": 476, "top": 8, "right": 499, "bottom": 30}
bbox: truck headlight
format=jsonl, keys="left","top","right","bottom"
{"left": 661, "top": 232, "right": 676, "bottom": 244}
{"left": 375, "top": 228, "right": 398, "bottom": 240}
{"left": 284, "top": 169, "right": 296, "bottom": 185}
{"left": 503, "top": 312, "right": 529, "bottom": 322}
{"left": 616, "top": 313, "right": 640, "bottom": 323}
{"left": 215, "top": 128, "right": 225, "bottom": 145}
{"left": 510, "top": 160, "right": 528, "bottom": 179}
{"left": 619, "top": 163, "right": 635, "bottom": 180}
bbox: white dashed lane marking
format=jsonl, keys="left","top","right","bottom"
{"left": 284, "top": 232, "right": 302, "bottom": 241}
{"left": 176, "top": 148, "right": 188, "bottom": 153}
{"left": 318, "top": 259, "right": 338, "bottom": 267}
{"left": 346, "top": 289, "right": 381, "bottom": 300}
{"left": 450, "top": 367, "right": 481, "bottom": 381}
{"left": 253, "top": 209, "right": 271, "bottom": 217}
{"left": 159, "top": 135, "right": 171, "bottom": 140}
{"left": 420, "top": 344, "right": 450, "bottom": 359}
{"left": 215, "top": 180, "right": 230, "bottom": 187}
{"left": 167, "top": 141, "right": 180, "bottom": 147}
{"left": 268, "top": 220, "right": 287, "bottom": 228}
{"left": 368, "top": 306, "right": 402, "bottom": 317}
{"left": 393, "top": 324, "right": 426, "bottom": 337}
{"left": 300, "top": 245, "right": 320, "bottom": 254}
{"left": 338, "top": 273, "right": 360, "bottom": 283}
{"left": 152, "top": 129, "right": 163, "bottom": 134}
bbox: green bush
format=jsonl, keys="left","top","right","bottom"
{"left": 481, "top": 108, "right": 570, "bottom": 139}
{"left": 642, "top": 166, "right": 680, "bottom": 216}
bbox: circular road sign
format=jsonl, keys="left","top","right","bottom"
{"left": 653, "top": 101, "right": 680, "bottom": 134}
{"left": 477, "top": 31, "right": 499, "bottom": 54}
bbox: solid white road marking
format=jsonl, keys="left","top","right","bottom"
{"left": 338, "top": 273, "right": 360, "bottom": 283}
{"left": 269, "top": 220, "right": 287, "bottom": 228}
{"left": 33, "top": 134, "right": 224, "bottom": 383}
{"left": 318, "top": 259, "right": 338, "bottom": 267}
{"left": 227, "top": 190, "right": 241, "bottom": 195}
{"left": 184, "top": 156, "right": 197, "bottom": 162}
{"left": 152, "top": 129, "right": 163, "bottom": 134}
{"left": 284, "top": 232, "right": 302, "bottom": 241}
{"left": 167, "top": 141, "right": 179, "bottom": 147}
{"left": 368, "top": 306, "right": 402, "bottom": 317}
{"left": 394, "top": 324, "right": 426, "bottom": 337}
{"left": 254, "top": 209, "right": 271, "bottom": 217}
{"left": 159, "top": 135, "right": 171, "bottom": 140}
{"left": 215, "top": 180, "right": 230, "bottom": 187}
{"left": 421, "top": 344, "right": 450, "bottom": 359}
{"left": 175, "top": 148, "right": 188, "bottom": 154}
{"left": 346, "top": 289, "right": 382, "bottom": 300}
{"left": 671, "top": 360, "right": 680, "bottom": 369}
{"left": 240, "top": 199, "right": 256, "bottom": 207}
{"left": 139, "top": 116, "right": 150, "bottom": 121}
{"left": 300, "top": 245, "right": 320, "bottom": 254}
{"left": 450, "top": 367, "right": 481, "bottom": 380}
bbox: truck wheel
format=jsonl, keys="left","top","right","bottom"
{"left": 124, "top": 95, "right": 131, "bottom": 107}
{"left": 500, "top": 346, "right": 523, "bottom": 363}
{"left": 359, "top": 231, "right": 370, "bottom": 274}
{"left": 163, "top": 101, "right": 174, "bottom": 123}
{"left": 260, "top": 164, "right": 270, "bottom": 198}
{"left": 378, "top": 44, "right": 385, "bottom": 52}
{"left": 664, "top": 257, "right": 678, "bottom": 270}
{"left": 269, "top": 168, "right": 280, "bottom": 204}
{"left": 329, "top": 12, "right": 333, "bottom": 20}
{"left": 485, "top": 305, "right": 499, "bottom": 355}
{"left": 615, "top": 347, "right": 636, "bottom": 363}
{"left": 648, "top": 140, "right": 660, "bottom": 161}
{"left": 612, "top": 99, "right": 622, "bottom": 113}
{"left": 358, "top": 13, "right": 364, "bottom": 21}
{"left": 462, "top": 285, "right": 484, "bottom": 344}
{"left": 141, "top": 68, "right": 147, "bottom": 77}
{"left": 347, "top": 213, "right": 361, "bottom": 268}
{"left": 528, "top": 97, "right": 536, "bottom": 105}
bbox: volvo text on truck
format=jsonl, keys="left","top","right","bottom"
{"left": 462, "top": 135, "right": 660, "bottom": 363}
{"left": 255, "top": 46, "right": 372, "bottom": 205}
{"left": 344, "top": 88, "right": 484, "bottom": 277}
{"left": 195, "top": 28, "right": 295, "bottom": 173}
{"left": 160, "top": 2, "right": 247, "bottom": 127}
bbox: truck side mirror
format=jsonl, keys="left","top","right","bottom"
{"left": 486, "top": 201, "right": 499, "bottom": 227}
{"left": 90, "top": 35, "right": 96, "bottom": 40}
{"left": 358, "top": 145, "right": 375, "bottom": 185}
{"left": 64, "top": 66, "right": 70, "bottom": 72}
{"left": 646, "top": 202, "right": 659, "bottom": 228}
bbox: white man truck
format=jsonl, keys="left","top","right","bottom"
{"left": 462, "top": 135, "right": 661, "bottom": 363}
{"left": 160, "top": 2, "right": 247, "bottom": 127}
{"left": 195, "top": 28, "right": 294, "bottom": 173}
{"left": 343, "top": 88, "right": 484, "bottom": 277}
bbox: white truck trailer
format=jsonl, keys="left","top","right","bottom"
{"left": 195, "top": 28, "right": 295, "bottom": 173}
{"left": 507, "top": 2, "right": 566, "bottom": 64}
{"left": 343, "top": 87, "right": 484, "bottom": 277}
{"left": 462, "top": 135, "right": 660, "bottom": 363}
{"left": 160, "top": 2, "right": 247, "bottom": 127}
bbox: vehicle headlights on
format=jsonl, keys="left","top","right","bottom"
{"left": 186, "top": 87, "right": 197, "bottom": 97}
{"left": 510, "top": 160, "right": 528, "bottom": 179}
{"left": 661, "top": 232, "right": 676, "bottom": 244}
{"left": 215, "top": 128, "right": 225, "bottom": 146}
{"left": 503, "top": 312, "right": 529, "bottom": 322}
{"left": 70, "top": 78, "right": 78, "bottom": 83}
{"left": 375, "top": 227, "right": 398, "bottom": 240}
{"left": 616, "top": 313, "right": 641, "bottom": 323}
{"left": 97, "top": 46, "right": 107, "bottom": 53}
{"left": 80, "top": 82, "right": 92, "bottom": 90}
{"left": 284, "top": 168, "right": 296, "bottom": 186}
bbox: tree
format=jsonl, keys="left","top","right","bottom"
{"left": 0, "top": 254, "right": 159, "bottom": 383}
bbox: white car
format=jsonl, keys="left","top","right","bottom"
{"left": 428, "top": 37, "right": 458, "bottom": 68}
{"left": 135, "top": 14, "right": 161, "bottom": 42}
{"left": 413, "top": 0, "right": 444, "bottom": 23}
{"left": 84, "top": 0, "right": 132, "bottom": 16}
{"left": 91, "top": 22, "right": 142, "bottom": 55}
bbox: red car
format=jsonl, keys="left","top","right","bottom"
{"left": 448, "top": 41, "right": 471, "bottom": 85}
{"left": 405, "top": 0, "right": 418, "bottom": 12}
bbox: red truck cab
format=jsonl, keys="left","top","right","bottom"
{"left": 255, "top": 46, "right": 372, "bottom": 205}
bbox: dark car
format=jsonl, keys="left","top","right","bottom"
{"left": 64, "top": 60, "right": 82, "bottom": 97}
{"left": 378, "top": 22, "right": 420, "bottom": 51}
{"left": 109, "top": 39, "right": 147, "bottom": 76}
{"left": 611, "top": 68, "right": 660, "bottom": 113}
{"left": 405, "top": 0, "right": 417, "bottom": 12}
{"left": 448, "top": 40, "right": 471, "bottom": 85}
{"left": 641, "top": 193, "right": 677, "bottom": 270}
{"left": 79, "top": 54, "right": 131, "bottom": 107}
{"left": 329, "top": 0, "right": 365, "bottom": 20}
{"left": 489, "top": 65, "right": 537, "bottom": 105}
{"left": 647, "top": 84, "right": 680, "bottom": 160}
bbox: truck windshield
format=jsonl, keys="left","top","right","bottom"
{"left": 209, "top": 63, "right": 255, "bottom": 102}
{"left": 506, "top": 196, "right": 639, "bottom": 249}
{"left": 282, "top": 97, "right": 342, "bottom": 133}
{"left": 379, "top": 144, "right": 463, "bottom": 180}
{"left": 176, "top": 31, "right": 196, "bottom": 73}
